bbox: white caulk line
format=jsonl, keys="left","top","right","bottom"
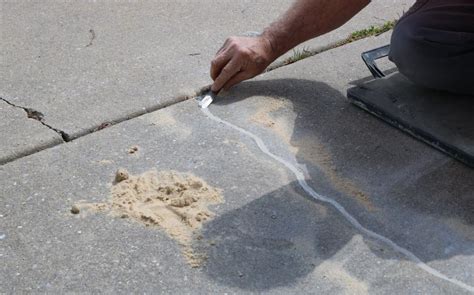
{"left": 202, "top": 107, "right": 474, "bottom": 292}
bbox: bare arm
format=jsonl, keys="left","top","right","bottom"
{"left": 211, "top": 0, "right": 370, "bottom": 92}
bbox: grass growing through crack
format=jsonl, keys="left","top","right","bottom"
{"left": 285, "top": 47, "right": 313, "bottom": 64}
{"left": 347, "top": 20, "right": 397, "bottom": 42}
{"left": 272, "top": 20, "right": 397, "bottom": 70}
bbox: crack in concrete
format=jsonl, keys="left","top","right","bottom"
{"left": 266, "top": 22, "right": 395, "bottom": 72}
{"left": 0, "top": 86, "right": 209, "bottom": 165}
{"left": 0, "top": 97, "right": 70, "bottom": 142}
{"left": 0, "top": 21, "right": 397, "bottom": 167}
{"left": 85, "top": 28, "right": 96, "bottom": 47}
{"left": 0, "top": 24, "right": 395, "bottom": 165}
{"left": 266, "top": 40, "right": 343, "bottom": 72}
{"left": 67, "top": 85, "right": 210, "bottom": 141}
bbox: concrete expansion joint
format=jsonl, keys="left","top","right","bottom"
{"left": 266, "top": 41, "right": 342, "bottom": 72}
{"left": 267, "top": 20, "right": 396, "bottom": 72}
{"left": 0, "top": 86, "right": 211, "bottom": 165}
{"left": 0, "top": 97, "right": 70, "bottom": 142}
{"left": 67, "top": 85, "right": 212, "bottom": 141}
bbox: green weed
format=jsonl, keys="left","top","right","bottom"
{"left": 348, "top": 20, "right": 397, "bottom": 42}
{"left": 268, "top": 20, "right": 398, "bottom": 71}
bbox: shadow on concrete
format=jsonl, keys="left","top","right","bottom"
{"left": 195, "top": 78, "right": 474, "bottom": 291}
{"left": 194, "top": 182, "right": 377, "bottom": 290}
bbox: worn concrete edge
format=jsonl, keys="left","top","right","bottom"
{"left": 67, "top": 84, "right": 211, "bottom": 140}
{"left": 0, "top": 137, "right": 65, "bottom": 168}
{"left": 267, "top": 40, "right": 343, "bottom": 72}
{"left": 0, "top": 138, "right": 64, "bottom": 166}
{"left": 0, "top": 25, "right": 395, "bottom": 167}
{"left": 0, "top": 97, "right": 65, "bottom": 165}
{"left": 267, "top": 24, "right": 395, "bottom": 72}
{"left": 0, "top": 86, "right": 210, "bottom": 166}
{"left": 0, "top": 97, "right": 69, "bottom": 141}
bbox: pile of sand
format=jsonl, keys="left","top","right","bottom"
{"left": 74, "top": 168, "right": 223, "bottom": 267}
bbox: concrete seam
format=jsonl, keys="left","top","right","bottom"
{"left": 266, "top": 40, "right": 344, "bottom": 72}
{"left": 66, "top": 85, "right": 211, "bottom": 141}
{"left": 0, "top": 85, "right": 210, "bottom": 166}
{"left": 266, "top": 21, "right": 396, "bottom": 72}
{"left": 0, "top": 22, "right": 395, "bottom": 165}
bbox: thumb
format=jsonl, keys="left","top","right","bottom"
{"left": 211, "top": 58, "right": 241, "bottom": 92}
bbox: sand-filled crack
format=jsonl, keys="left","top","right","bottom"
{"left": 73, "top": 168, "right": 223, "bottom": 267}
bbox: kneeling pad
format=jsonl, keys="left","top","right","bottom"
{"left": 347, "top": 72, "right": 474, "bottom": 167}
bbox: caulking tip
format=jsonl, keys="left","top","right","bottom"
{"left": 197, "top": 91, "right": 215, "bottom": 109}
{"left": 198, "top": 95, "right": 213, "bottom": 108}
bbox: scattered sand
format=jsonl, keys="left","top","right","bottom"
{"left": 127, "top": 145, "right": 139, "bottom": 155}
{"left": 248, "top": 98, "right": 375, "bottom": 211}
{"left": 144, "top": 111, "right": 192, "bottom": 139}
{"left": 115, "top": 168, "right": 129, "bottom": 182}
{"left": 70, "top": 205, "right": 80, "bottom": 214}
{"left": 249, "top": 97, "right": 298, "bottom": 153}
{"left": 74, "top": 168, "right": 223, "bottom": 267}
{"left": 249, "top": 97, "right": 288, "bottom": 125}
{"left": 296, "top": 137, "right": 376, "bottom": 212}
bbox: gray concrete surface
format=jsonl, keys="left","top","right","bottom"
{"left": 1, "top": 33, "right": 473, "bottom": 293}
{"left": 210, "top": 32, "right": 474, "bottom": 289}
{"left": 1, "top": 0, "right": 414, "bottom": 144}
{"left": 0, "top": 99, "right": 63, "bottom": 165}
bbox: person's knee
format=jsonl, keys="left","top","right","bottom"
{"left": 389, "top": 16, "right": 474, "bottom": 95}
{"left": 389, "top": 18, "right": 431, "bottom": 86}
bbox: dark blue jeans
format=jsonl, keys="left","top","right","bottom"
{"left": 389, "top": 0, "right": 474, "bottom": 95}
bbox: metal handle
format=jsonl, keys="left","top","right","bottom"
{"left": 361, "top": 45, "right": 390, "bottom": 78}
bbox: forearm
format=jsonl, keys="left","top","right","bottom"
{"left": 209, "top": 0, "right": 370, "bottom": 92}
{"left": 262, "top": 0, "right": 370, "bottom": 58}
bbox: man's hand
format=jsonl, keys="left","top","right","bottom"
{"left": 210, "top": 35, "right": 276, "bottom": 92}
{"left": 210, "top": 0, "right": 370, "bottom": 93}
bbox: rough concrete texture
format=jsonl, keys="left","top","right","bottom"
{"left": 1, "top": 0, "right": 414, "bottom": 141}
{"left": 210, "top": 33, "right": 474, "bottom": 290}
{"left": 1, "top": 34, "right": 473, "bottom": 293}
{"left": 0, "top": 99, "right": 63, "bottom": 165}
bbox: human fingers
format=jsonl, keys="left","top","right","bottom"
{"left": 210, "top": 52, "right": 232, "bottom": 81}
{"left": 211, "top": 57, "right": 241, "bottom": 92}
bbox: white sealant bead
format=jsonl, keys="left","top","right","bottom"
{"left": 198, "top": 95, "right": 213, "bottom": 109}
{"left": 201, "top": 107, "right": 474, "bottom": 293}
